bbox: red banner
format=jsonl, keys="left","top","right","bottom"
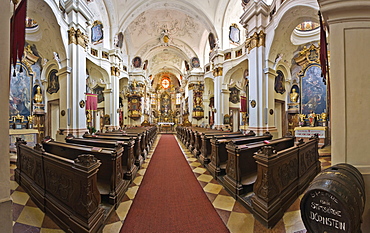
{"left": 86, "top": 93, "right": 98, "bottom": 111}
{"left": 319, "top": 11, "right": 329, "bottom": 84}
{"left": 240, "top": 96, "right": 247, "bottom": 113}
{"left": 11, "top": 0, "right": 27, "bottom": 67}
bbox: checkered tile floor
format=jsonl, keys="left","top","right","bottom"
{"left": 10, "top": 134, "right": 332, "bottom": 233}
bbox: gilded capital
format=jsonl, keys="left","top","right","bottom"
{"left": 68, "top": 27, "right": 77, "bottom": 45}
{"left": 213, "top": 67, "right": 223, "bottom": 77}
{"left": 257, "top": 31, "right": 265, "bottom": 47}
{"left": 69, "top": 27, "right": 88, "bottom": 48}
{"left": 218, "top": 67, "right": 223, "bottom": 76}
{"left": 245, "top": 30, "right": 265, "bottom": 53}
{"left": 76, "top": 29, "right": 88, "bottom": 48}
{"left": 111, "top": 66, "right": 120, "bottom": 76}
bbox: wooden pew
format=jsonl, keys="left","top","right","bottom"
{"left": 83, "top": 133, "right": 144, "bottom": 166}
{"left": 65, "top": 135, "right": 137, "bottom": 181}
{"left": 223, "top": 137, "right": 295, "bottom": 197}
{"left": 105, "top": 126, "right": 157, "bottom": 151}
{"left": 208, "top": 132, "right": 273, "bottom": 178}
{"left": 41, "top": 138, "right": 128, "bottom": 207}
{"left": 98, "top": 131, "right": 148, "bottom": 157}
{"left": 249, "top": 137, "right": 320, "bottom": 228}
{"left": 193, "top": 130, "right": 243, "bottom": 158}
{"left": 199, "top": 131, "right": 244, "bottom": 164}
{"left": 99, "top": 126, "right": 157, "bottom": 160}
{"left": 15, "top": 139, "right": 105, "bottom": 233}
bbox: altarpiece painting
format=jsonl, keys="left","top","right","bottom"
{"left": 9, "top": 64, "right": 32, "bottom": 117}
{"left": 301, "top": 64, "right": 326, "bottom": 115}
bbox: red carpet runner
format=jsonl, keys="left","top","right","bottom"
{"left": 120, "top": 134, "right": 229, "bottom": 233}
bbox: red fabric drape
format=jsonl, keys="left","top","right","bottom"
{"left": 86, "top": 93, "right": 98, "bottom": 111}
{"left": 11, "top": 0, "right": 27, "bottom": 67}
{"left": 319, "top": 11, "right": 329, "bottom": 84}
{"left": 240, "top": 96, "right": 247, "bottom": 113}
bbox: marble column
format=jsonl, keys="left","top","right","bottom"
{"left": 248, "top": 41, "right": 266, "bottom": 135}
{"left": 264, "top": 68, "right": 279, "bottom": 137}
{"left": 220, "top": 88, "right": 230, "bottom": 126}
{"left": 110, "top": 76, "right": 119, "bottom": 128}
{"left": 57, "top": 66, "right": 71, "bottom": 132}
{"left": 60, "top": 26, "right": 87, "bottom": 137}
{"left": 213, "top": 75, "right": 223, "bottom": 127}
{"left": 103, "top": 89, "right": 113, "bottom": 127}
{"left": 319, "top": 0, "right": 370, "bottom": 231}
{"left": 0, "top": 3, "right": 13, "bottom": 233}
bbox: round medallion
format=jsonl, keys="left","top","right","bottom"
{"left": 161, "top": 78, "right": 170, "bottom": 89}
{"left": 79, "top": 100, "right": 85, "bottom": 108}
{"left": 250, "top": 100, "right": 256, "bottom": 108}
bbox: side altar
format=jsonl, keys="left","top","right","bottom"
{"left": 9, "top": 129, "right": 39, "bottom": 162}
{"left": 294, "top": 126, "right": 328, "bottom": 148}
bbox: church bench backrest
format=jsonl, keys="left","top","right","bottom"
{"left": 42, "top": 140, "right": 123, "bottom": 189}
{"left": 226, "top": 137, "right": 295, "bottom": 179}
{"left": 15, "top": 140, "right": 105, "bottom": 233}
{"left": 65, "top": 137, "right": 135, "bottom": 176}
{"left": 211, "top": 134, "right": 273, "bottom": 165}
{"left": 83, "top": 133, "right": 142, "bottom": 165}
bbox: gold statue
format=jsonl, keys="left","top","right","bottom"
{"left": 320, "top": 112, "right": 328, "bottom": 121}
{"left": 290, "top": 89, "right": 299, "bottom": 103}
{"left": 34, "top": 86, "right": 43, "bottom": 103}
{"left": 86, "top": 111, "right": 92, "bottom": 123}
{"left": 298, "top": 114, "right": 306, "bottom": 122}
{"left": 27, "top": 115, "right": 34, "bottom": 124}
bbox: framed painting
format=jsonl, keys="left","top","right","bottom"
{"left": 9, "top": 64, "right": 32, "bottom": 117}
{"left": 115, "top": 32, "right": 123, "bottom": 48}
{"left": 94, "top": 86, "right": 105, "bottom": 103}
{"left": 191, "top": 57, "right": 200, "bottom": 68}
{"left": 301, "top": 64, "right": 326, "bottom": 115}
{"left": 47, "top": 69, "right": 59, "bottom": 94}
{"left": 274, "top": 70, "right": 286, "bottom": 94}
{"left": 208, "top": 33, "right": 216, "bottom": 50}
{"left": 132, "top": 56, "right": 142, "bottom": 68}
{"left": 91, "top": 21, "right": 103, "bottom": 44}
{"left": 229, "top": 87, "right": 240, "bottom": 104}
{"left": 229, "top": 24, "right": 240, "bottom": 44}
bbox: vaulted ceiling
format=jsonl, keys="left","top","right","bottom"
{"left": 100, "top": 0, "right": 242, "bottom": 86}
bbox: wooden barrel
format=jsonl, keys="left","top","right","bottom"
{"left": 300, "top": 163, "right": 365, "bottom": 233}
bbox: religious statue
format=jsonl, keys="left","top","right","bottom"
{"left": 298, "top": 114, "right": 306, "bottom": 127}
{"left": 86, "top": 110, "right": 92, "bottom": 123}
{"left": 320, "top": 112, "right": 328, "bottom": 121}
{"left": 195, "top": 96, "right": 202, "bottom": 106}
{"left": 290, "top": 88, "right": 299, "bottom": 103}
{"left": 34, "top": 86, "right": 43, "bottom": 103}
{"left": 308, "top": 111, "right": 316, "bottom": 127}
{"left": 27, "top": 115, "right": 34, "bottom": 124}
{"left": 320, "top": 111, "right": 328, "bottom": 126}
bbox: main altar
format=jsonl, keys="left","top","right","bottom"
{"left": 158, "top": 122, "right": 174, "bottom": 133}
